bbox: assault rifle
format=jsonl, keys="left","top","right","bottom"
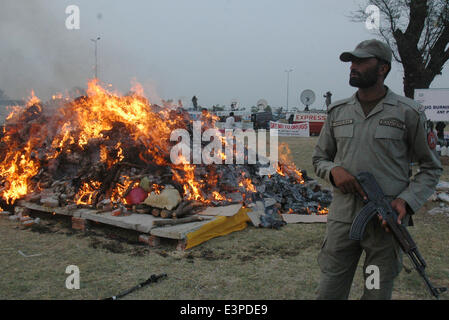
{"left": 103, "top": 273, "right": 167, "bottom": 300}
{"left": 349, "top": 172, "right": 447, "bottom": 299}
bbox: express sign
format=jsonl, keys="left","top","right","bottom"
{"left": 294, "top": 113, "right": 327, "bottom": 122}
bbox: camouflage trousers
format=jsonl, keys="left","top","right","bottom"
{"left": 317, "top": 218, "right": 404, "bottom": 300}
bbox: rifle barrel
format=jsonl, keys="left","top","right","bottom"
{"left": 103, "top": 273, "right": 167, "bottom": 300}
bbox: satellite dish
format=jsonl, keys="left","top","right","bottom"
{"left": 300, "top": 89, "right": 315, "bottom": 110}
{"left": 257, "top": 99, "right": 268, "bottom": 107}
{"left": 257, "top": 99, "right": 268, "bottom": 111}
{"left": 230, "top": 99, "right": 238, "bottom": 110}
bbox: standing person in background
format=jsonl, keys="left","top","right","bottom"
{"left": 436, "top": 121, "right": 446, "bottom": 145}
{"left": 225, "top": 112, "right": 235, "bottom": 130}
{"left": 192, "top": 96, "right": 198, "bottom": 111}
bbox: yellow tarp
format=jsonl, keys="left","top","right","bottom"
{"left": 184, "top": 207, "right": 252, "bottom": 250}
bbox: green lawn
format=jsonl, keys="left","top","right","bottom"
{"left": 0, "top": 137, "right": 447, "bottom": 300}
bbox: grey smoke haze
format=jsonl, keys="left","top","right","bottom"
{"left": 0, "top": 0, "right": 448, "bottom": 109}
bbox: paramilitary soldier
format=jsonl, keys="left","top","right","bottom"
{"left": 312, "top": 39, "right": 442, "bottom": 300}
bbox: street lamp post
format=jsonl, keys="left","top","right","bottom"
{"left": 285, "top": 69, "right": 293, "bottom": 112}
{"left": 90, "top": 37, "right": 101, "bottom": 79}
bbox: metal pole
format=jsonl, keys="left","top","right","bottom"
{"left": 286, "top": 71, "right": 289, "bottom": 112}
{"left": 94, "top": 41, "right": 97, "bottom": 79}
{"left": 91, "top": 37, "right": 101, "bottom": 79}
{"left": 285, "top": 69, "right": 293, "bottom": 112}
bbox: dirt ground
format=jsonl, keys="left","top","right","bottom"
{"left": 0, "top": 136, "right": 448, "bottom": 300}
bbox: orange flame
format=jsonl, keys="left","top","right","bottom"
{"left": 0, "top": 80, "right": 319, "bottom": 210}
{"left": 277, "top": 143, "right": 305, "bottom": 184}
{"left": 239, "top": 178, "right": 257, "bottom": 193}
{"left": 0, "top": 139, "right": 40, "bottom": 204}
{"left": 317, "top": 205, "right": 329, "bottom": 215}
{"left": 173, "top": 163, "right": 205, "bottom": 201}
{"left": 74, "top": 181, "right": 101, "bottom": 205}
{"left": 151, "top": 184, "right": 164, "bottom": 195}
{"left": 0, "top": 80, "right": 191, "bottom": 204}
{"left": 212, "top": 191, "right": 226, "bottom": 201}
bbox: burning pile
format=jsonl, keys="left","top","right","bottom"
{"left": 0, "top": 80, "right": 331, "bottom": 224}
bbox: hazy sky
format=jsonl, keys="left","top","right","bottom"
{"left": 1, "top": 0, "right": 448, "bottom": 110}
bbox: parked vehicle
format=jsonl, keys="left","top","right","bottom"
{"left": 251, "top": 112, "right": 273, "bottom": 130}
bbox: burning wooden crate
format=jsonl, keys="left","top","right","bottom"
{"left": 0, "top": 81, "right": 331, "bottom": 249}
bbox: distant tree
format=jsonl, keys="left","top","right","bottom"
{"left": 264, "top": 105, "right": 272, "bottom": 113}
{"left": 0, "top": 88, "right": 9, "bottom": 100}
{"left": 251, "top": 106, "right": 259, "bottom": 113}
{"left": 351, "top": 0, "right": 449, "bottom": 98}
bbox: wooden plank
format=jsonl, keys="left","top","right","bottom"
{"left": 245, "top": 202, "right": 264, "bottom": 227}
{"left": 18, "top": 200, "right": 215, "bottom": 238}
{"left": 150, "top": 217, "right": 214, "bottom": 240}
{"left": 197, "top": 204, "right": 242, "bottom": 217}
{"left": 18, "top": 200, "right": 74, "bottom": 216}
{"left": 72, "top": 208, "right": 97, "bottom": 218}
{"left": 281, "top": 214, "right": 327, "bottom": 224}
{"left": 79, "top": 211, "right": 166, "bottom": 234}
{"left": 152, "top": 215, "right": 205, "bottom": 227}
{"left": 18, "top": 201, "right": 165, "bottom": 233}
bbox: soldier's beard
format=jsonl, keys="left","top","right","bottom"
{"left": 349, "top": 64, "right": 380, "bottom": 88}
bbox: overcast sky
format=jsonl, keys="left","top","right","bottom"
{"left": 0, "top": 0, "right": 448, "bottom": 110}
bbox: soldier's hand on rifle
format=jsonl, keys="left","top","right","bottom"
{"left": 330, "top": 166, "right": 367, "bottom": 201}
{"left": 378, "top": 198, "right": 407, "bottom": 232}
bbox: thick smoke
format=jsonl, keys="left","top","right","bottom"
{"left": 0, "top": 1, "right": 93, "bottom": 101}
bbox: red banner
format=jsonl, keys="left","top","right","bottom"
{"left": 294, "top": 113, "right": 327, "bottom": 122}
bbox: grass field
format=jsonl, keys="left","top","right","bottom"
{"left": 0, "top": 137, "right": 448, "bottom": 300}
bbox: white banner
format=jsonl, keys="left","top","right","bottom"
{"left": 415, "top": 88, "right": 449, "bottom": 121}
{"left": 270, "top": 121, "right": 310, "bottom": 137}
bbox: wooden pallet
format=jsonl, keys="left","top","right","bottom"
{"left": 17, "top": 200, "right": 214, "bottom": 250}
